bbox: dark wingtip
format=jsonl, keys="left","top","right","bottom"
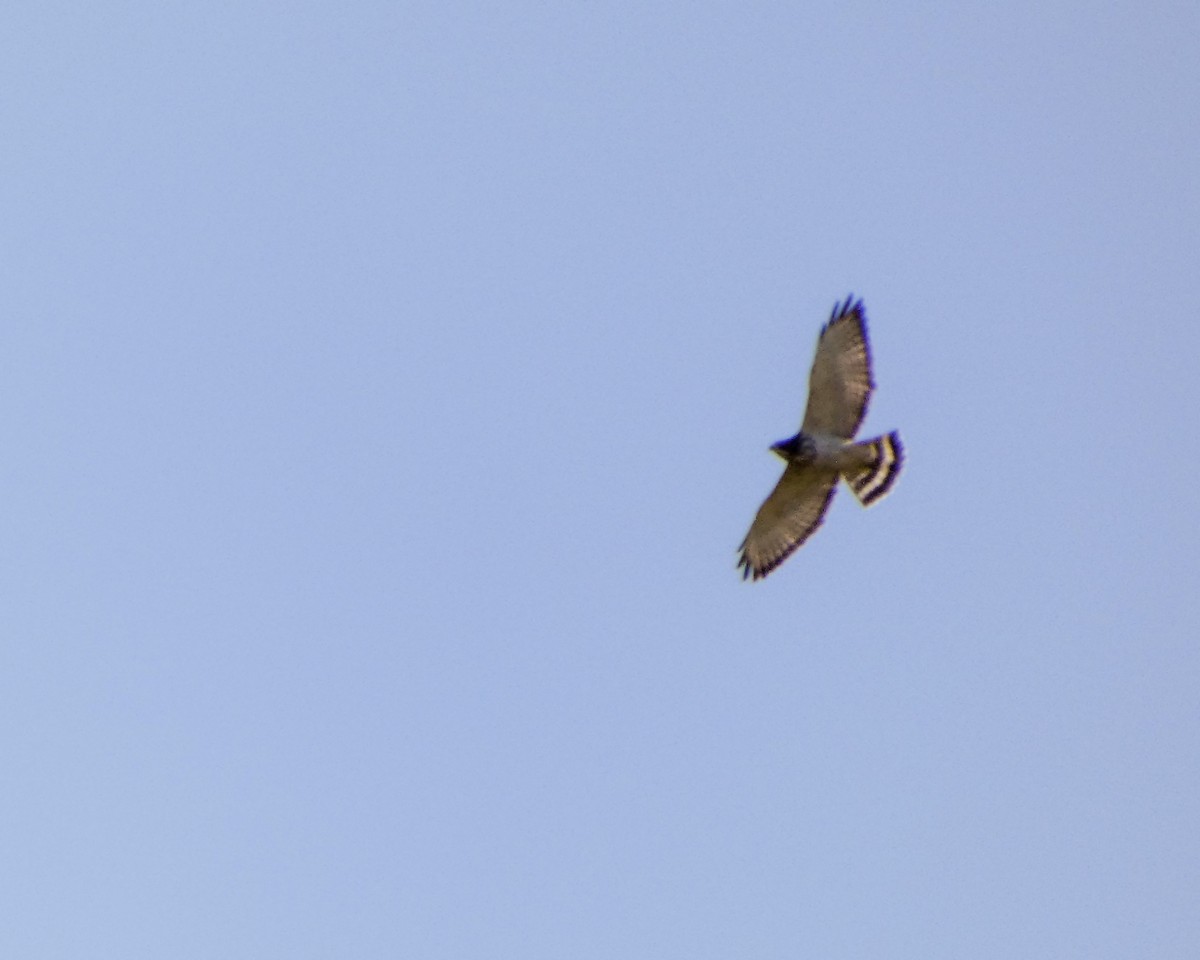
{"left": 825, "top": 294, "right": 865, "bottom": 332}
{"left": 737, "top": 552, "right": 765, "bottom": 581}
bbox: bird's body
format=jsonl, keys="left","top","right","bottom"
{"left": 772, "top": 430, "right": 875, "bottom": 471}
{"left": 738, "top": 297, "right": 903, "bottom": 580}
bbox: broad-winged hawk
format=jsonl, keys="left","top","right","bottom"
{"left": 738, "top": 297, "right": 903, "bottom": 580}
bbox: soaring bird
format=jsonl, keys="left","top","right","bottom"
{"left": 738, "top": 296, "right": 903, "bottom": 580}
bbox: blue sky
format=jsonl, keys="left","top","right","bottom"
{"left": 3, "top": 2, "right": 1198, "bottom": 957}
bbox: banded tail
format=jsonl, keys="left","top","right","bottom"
{"left": 844, "top": 431, "right": 903, "bottom": 506}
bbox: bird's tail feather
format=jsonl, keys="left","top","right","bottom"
{"left": 844, "top": 431, "right": 903, "bottom": 506}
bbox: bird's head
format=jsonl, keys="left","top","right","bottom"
{"left": 770, "top": 432, "right": 810, "bottom": 462}
{"left": 771, "top": 435, "right": 799, "bottom": 460}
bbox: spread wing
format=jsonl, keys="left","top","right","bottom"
{"left": 737, "top": 463, "right": 839, "bottom": 580}
{"left": 801, "top": 296, "right": 874, "bottom": 438}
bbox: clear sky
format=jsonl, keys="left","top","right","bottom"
{"left": 3, "top": 2, "right": 1198, "bottom": 957}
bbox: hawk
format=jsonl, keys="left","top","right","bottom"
{"left": 738, "top": 296, "right": 903, "bottom": 580}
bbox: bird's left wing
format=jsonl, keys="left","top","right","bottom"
{"left": 738, "top": 463, "right": 839, "bottom": 580}
{"left": 801, "top": 297, "right": 874, "bottom": 438}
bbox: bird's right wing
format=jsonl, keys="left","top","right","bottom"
{"left": 738, "top": 463, "right": 838, "bottom": 580}
{"left": 801, "top": 297, "right": 874, "bottom": 438}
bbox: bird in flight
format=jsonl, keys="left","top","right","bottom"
{"left": 738, "top": 296, "right": 903, "bottom": 580}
